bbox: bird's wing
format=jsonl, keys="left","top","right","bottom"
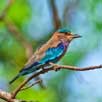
{"left": 20, "top": 49, "right": 44, "bottom": 71}
{"left": 22, "top": 38, "right": 61, "bottom": 69}
{"left": 40, "top": 42, "right": 65, "bottom": 64}
{"left": 20, "top": 40, "right": 64, "bottom": 73}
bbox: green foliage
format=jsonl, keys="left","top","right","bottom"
{"left": 0, "top": 33, "right": 26, "bottom": 65}
{"left": 0, "top": 0, "right": 7, "bottom": 14}
{"left": 7, "top": 0, "right": 31, "bottom": 27}
{"left": 18, "top": 88, "right": 58, "bottom": 102}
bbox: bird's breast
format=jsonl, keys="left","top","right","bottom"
{"left": 56, "top": 42, "right": 69, "bottom": 60}
{"left": 48, "top": 42, "right": 69, "bottom": 63}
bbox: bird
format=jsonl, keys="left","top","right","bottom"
{"left": 9, "top": 28, "right": 81, "bottom": 84}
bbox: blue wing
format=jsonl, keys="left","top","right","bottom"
{"left": 20, "top": 43, "right": 64, "bottom": 73}
{"left": 20, "top": 43, "right": 64, "bottom": 75}
{"left": 40, "top": 43, "right": 64, "bottom": 64}
{"left": 9, "top": 43, "right": 65, "bottom": 84}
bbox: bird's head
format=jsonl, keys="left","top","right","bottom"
{"left": 54, "top": 28, "right": 81, "bottom": 42}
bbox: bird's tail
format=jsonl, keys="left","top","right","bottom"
{"left": 9, "top": 74, "right": 20, "bottom": 84}
{"left": 9, "top": 63, "right": 41, "bottom": 84}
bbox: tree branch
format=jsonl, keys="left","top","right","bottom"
{"left": 0, "top": 0, "right": 33, "bottom": 59}
{"left": 0, "top": 89, "right": 37, "bottom": 102}
{"left": 11, "top": 63, "right": 102, "bottom": 99}
{"left": 0, "top": 89, "right": 21, "bottom": 102}
{"left": 0, "top": 63, "right": 102, "bottom": 101}
{"left": 49, "top": 0, "right": 61, "bottom": 30}
{"left": 20, "top": 80, "right": 42, "bottom": 91}
{"left": 0, "top": 0, "right": 14, "bottom": 20}
{"left": 4, "top": 18, "right": 33, "bottom": 58}
{"left": 50, "top": 63, "right": 102, "bottom": 71}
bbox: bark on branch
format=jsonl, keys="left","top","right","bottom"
{"left": 49, "top": 0, "right": 61, "bottom": 30}
{"left": 11, "top": 63, "right": 102, "bottom": 98}
{"left": 0, "top": 89, "right": 20, "bottom": 102}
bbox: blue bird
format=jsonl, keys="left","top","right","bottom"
{"left": 9, "top": 28, "right": 81, "bottom": 84}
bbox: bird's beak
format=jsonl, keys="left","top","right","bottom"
{"left": 72, "top": 34, "right": 82, "bottom": 38}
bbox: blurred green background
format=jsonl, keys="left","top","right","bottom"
{"left": 0, "top": 0, "right": 102, "bottom": 102}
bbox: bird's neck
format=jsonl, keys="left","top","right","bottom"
{"left": 61, "top": 39, "right": 70, "bottom": 48}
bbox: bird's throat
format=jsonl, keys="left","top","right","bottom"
{"left": 61, "top": 40, "right": 70, "bottom": 48}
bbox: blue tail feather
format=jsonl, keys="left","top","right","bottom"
{"left": 9, "top": 74, "right": 20, "bottom": 84}
{"left": 9, "top": 62, "right": 41, "bottom": 84}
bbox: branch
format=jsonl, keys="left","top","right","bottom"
{"left": 4, "top": 19, "right": 33, "bottom": 58}
{"left": 0, "top": 89, "right": 37, "bottom": 102}
{"left": 50, "top": 63, "right": 102, "bottom": 71}
{"left": 0, "top": 89, "right": 21, "bottom": 102}
{"left": 0, "top": 0, "right": 33, "bottom": 59}
{"left": 11, "top": 63, "right": 102, "bottom": 98}
{"left": 0, "top": 0, "right": 14, "bottom": 20}
{"left": 21, "top": 79, "right": 42, "bottom": 91}
{"left": 0, "top": 63, "right": 102, "bottom": 101}
{"left": 11, "top": 69, "right": 50, "bottom": 98}
{"left": 49, "top": 0, "right": 61, "bottom": 30}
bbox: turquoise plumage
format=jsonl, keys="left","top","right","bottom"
{"left": 57, "top": 28, "right": 71, "bottom": 33}
{"left": 40, "top": 42, "right": 65, "bottom": 64}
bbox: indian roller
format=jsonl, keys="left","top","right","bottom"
{"left": 9, "top": 28, "right": 81, "bottom": 84}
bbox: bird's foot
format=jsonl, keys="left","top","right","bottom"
{"left": 49, "top": 62, "right": 61, "bottom": 71}
{"left": 53, "top": 65, "right": 61, "bottom": 71}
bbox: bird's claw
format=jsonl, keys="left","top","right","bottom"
{"left": 49, "top": 62, "right": 61, "bottom": 71}
{"left": 53, "top": 65, "right": 61, "bottom": 71}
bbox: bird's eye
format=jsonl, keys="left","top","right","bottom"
{"left": 66, "top": 33, "right": 72, "bottom": 36}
